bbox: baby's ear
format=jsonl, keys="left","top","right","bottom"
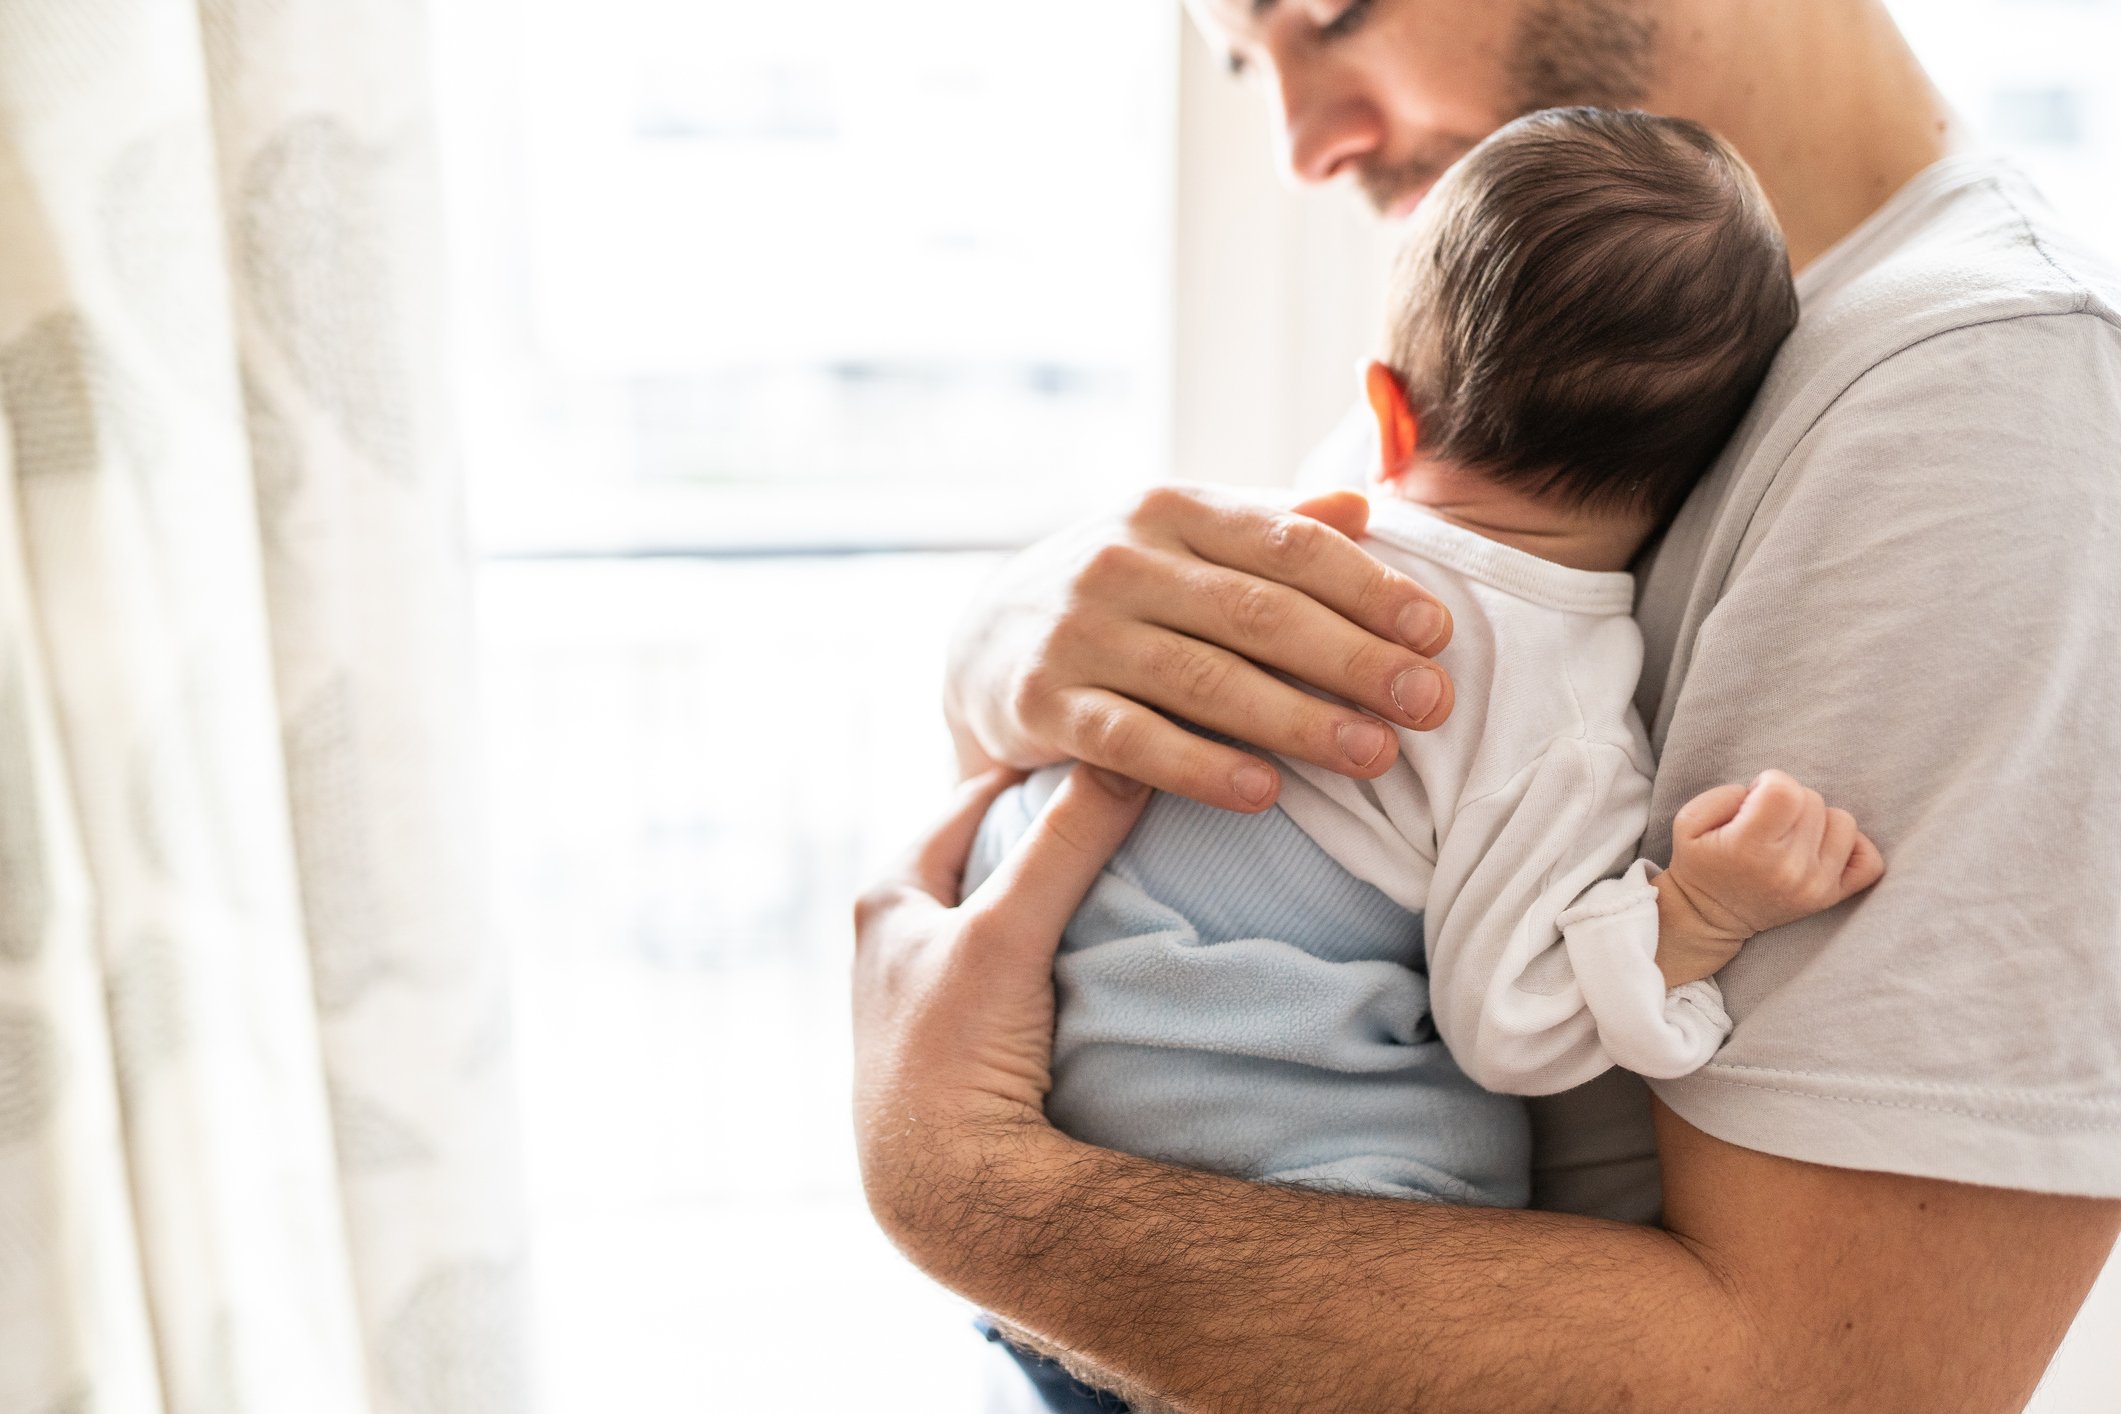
{"left": 1363, "top": 362, "right": 1419, "bottom": 480}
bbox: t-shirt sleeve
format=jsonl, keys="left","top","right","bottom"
{"left": 1644, "top": 310, "right": 2121, "bottom": 1196}
{"left": 1426, "top": 737, "right": 1732, "bottom": 1097}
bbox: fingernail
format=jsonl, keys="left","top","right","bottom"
{"left": 1339, "top": 720, "right": 1391, "bottom": 768}
{"left": 1397, "top": 601, "right": 1447, "bottom": 651}
{"left": 1390, "top": 666, "right": 1443, "bottom": 723}
{"left": 1086, "top": 766, "right": 1148, "bottom": 799}
{"left": 1232, "top": 762, "right": 1276, "bottom": 806}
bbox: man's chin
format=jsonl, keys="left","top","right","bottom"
{"left": 1380, "top": 178, "right": 1440, "bottom": 224}
{"left": 1364, "top": 126, "right": 1497, "bottom": 223}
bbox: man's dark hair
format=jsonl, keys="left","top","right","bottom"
{"left": 1384, "top": 107, "right": 1799, "bottom": 522}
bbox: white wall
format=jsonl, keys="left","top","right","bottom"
{"left": 1167, "top": 23, "right": 1398, "bottom": 489}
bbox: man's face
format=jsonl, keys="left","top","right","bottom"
{"left": 1185, "top": 0, "right": 1662, "bottom": 218}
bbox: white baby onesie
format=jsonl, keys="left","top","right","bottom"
{"left": 1273, "top": 497, "right": 1729, "bottom": 1095}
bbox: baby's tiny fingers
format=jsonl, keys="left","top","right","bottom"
{"left": 1673, "top": 782, "right": 1750, "bottom": 844}
{"left": 1788, "top": 786, "right": 1828, "bottom": 857}
{"left": 1841, "top": 830, "right": 1887, "bottom": 896}
{"left": 1818, "top": 808, "right": 1858, "bottom": 872}
{"left": 1734, "top": 769, "right": 1808, "bottom": 839}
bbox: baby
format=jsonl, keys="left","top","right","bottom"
{"left": 964, "top": 107, "right": 1882, "bottom": 1409}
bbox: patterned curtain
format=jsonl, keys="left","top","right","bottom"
{"left": 0, "top": 2, "right": 526, "bottom": 1411}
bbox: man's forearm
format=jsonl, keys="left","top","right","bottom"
{"left": 878, "top": 1120, "right": 1753, "bottom": 1413}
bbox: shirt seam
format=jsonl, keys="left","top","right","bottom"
{"left": 1361, "top": 507, "right": 1637, "bottom": 615}
{"left": 1982, "top": 173, "right": 2091, "bottom": 311}
{"left": 1796, "top": 151, "right": 2013, "bottom": 301}
{"left": 1558, "top": 630, "right": 1600, "bottom": 748}
{"left": 1674, "top": 1068, "right": 2121, "bottom": 1131}
{"left": 1452, "top": 735, "right": 1634, "bottom": 821}
{"left": 1555, "top": 878, "right": 1657, "bottom": 926}
{"left": 1704, "top": 1058, "right": 2121, "bottom": 1105}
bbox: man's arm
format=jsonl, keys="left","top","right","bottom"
{"left": 854, "top": 773, "right": 2120, "bottom": 1413}
{"left": 886, "top": 1100, "right": 2115, "bottom": 1413}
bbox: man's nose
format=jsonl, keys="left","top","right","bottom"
{"left": 1274, "top": 64, "right": 1384, "bottom": 186}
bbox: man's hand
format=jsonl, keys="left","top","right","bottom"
{"left": 1654, "top": 769, "right": 1887, "bottom": 986}
{"left": 851, "top": 764, "right": 1150, "bottom": 1243}
{"left": 945, "top": 485, "right": 1457, "bottom": 812}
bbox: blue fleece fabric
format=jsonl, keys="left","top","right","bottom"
{"left": 965, "top": 766, "right": 1528, "bottom": 1207}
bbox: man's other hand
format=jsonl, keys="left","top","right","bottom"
{"left": 944, "top": 485, "right": 1456, "bottom": 813}
{"left": 852, "top": 765, "right": 1150, "bottom": 1244}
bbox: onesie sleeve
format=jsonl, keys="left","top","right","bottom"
{"left": 1424, "top": 736, "right": 1732, "bottom": 1096}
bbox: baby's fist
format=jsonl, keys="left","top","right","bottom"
{"left": 1667, "top": 770, "right": 1885, "bottom": 939}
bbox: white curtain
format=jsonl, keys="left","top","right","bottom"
{"left": 0, "top": 2, "right": 526, "bottom": 1411}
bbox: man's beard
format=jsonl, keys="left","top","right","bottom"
{"left": 1506, "top": 0, "right": 1660, "bottom": 114}
{"left": 1355, "top": 0, "right": 1662, "bottom": 217}
{"left": 1356, "top": 136, "right": 1482, "bottom": 217}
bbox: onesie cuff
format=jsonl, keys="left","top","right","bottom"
{"left": 1559, "top": 860, "right": 1733, "bottom": 1079}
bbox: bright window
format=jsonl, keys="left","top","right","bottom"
{"left": 434, "top": 1, "right": 1180, "bottom": 1407}
{"left": 1892, "top": 0, "right": 2121, "bottom": 244}
{"left": 443, "top": 0, "right": 1175, "bottom": 556}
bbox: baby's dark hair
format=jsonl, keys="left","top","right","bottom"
{"left": 1383, "top": 107, "right": 1798, "bottom": 522}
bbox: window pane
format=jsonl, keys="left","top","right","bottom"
{"left": 1890, "top": 0, "right": 2121, "bottom": 252}
{"left": 479, "top": 554, "right": 1005, "bottom": 1409}
{"left": 438, "top": 0, "right": 1176, "bottom": 553}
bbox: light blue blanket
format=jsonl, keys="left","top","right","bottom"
{"left": 966, "top": 766, "right": 1528, "bottom": 1207}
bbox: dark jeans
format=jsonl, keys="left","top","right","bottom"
{"left": 977, "top": 1316, "right": 1132, "bottom": 1412}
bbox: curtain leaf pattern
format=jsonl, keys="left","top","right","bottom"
{"left": 0, "top": 1, "right": 527, "bottom": 1409}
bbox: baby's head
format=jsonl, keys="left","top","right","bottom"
{"left": 1367, "top": 107, "right": 1798, "bottom": 565}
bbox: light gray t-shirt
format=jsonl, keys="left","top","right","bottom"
{"left": 1309, "top": 152, "right": 2121, "bottom": 1218}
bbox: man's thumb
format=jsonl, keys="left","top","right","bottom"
{"left": 962, "top": 764, "right": 1151, "bottom": 946}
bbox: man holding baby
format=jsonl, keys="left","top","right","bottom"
{"left": 851, "top": 0, "right": 2121, "bottom": 1408}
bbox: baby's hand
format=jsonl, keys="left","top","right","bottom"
{"left": 1652, "top": 770, "right": 1886, "bottom": 987}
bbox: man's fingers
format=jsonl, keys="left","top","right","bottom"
{"left": 1152, "top": 485, "right": 1455, "bottom": 658}
{"left": 963, "top": 763, "right": 1153, "bottom": 944}
{"left": 1673, "top": 782, "right": 1752, "bottom": 842}
{"left": 906, "top": 768, "right": 1026, "bottom": 905}
{"left": 1047, "top": 685, "right": 1293, "bottom": 813}
{"left": 1138, "top": 561, "right": 1450, "bottom": 735}
{"left": 1104, "top": 620, "right": 1416, "bottom": 781}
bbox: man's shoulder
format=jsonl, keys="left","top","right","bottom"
{"left": 1636, "top": 161, "right": 2121, "bottom": 735}
{"left": 1703, "top": 158, "right": 2121, "bottom": 544}
{"left": 1770, "top": 159, "right": 2121, "bottom": 430}
{"left": 1836, "top": 160, "right": 2116, "bottom": 316}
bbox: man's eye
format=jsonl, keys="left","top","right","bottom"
{"left": 1319, "top": 0, "right": 1373, "bottom": 40}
